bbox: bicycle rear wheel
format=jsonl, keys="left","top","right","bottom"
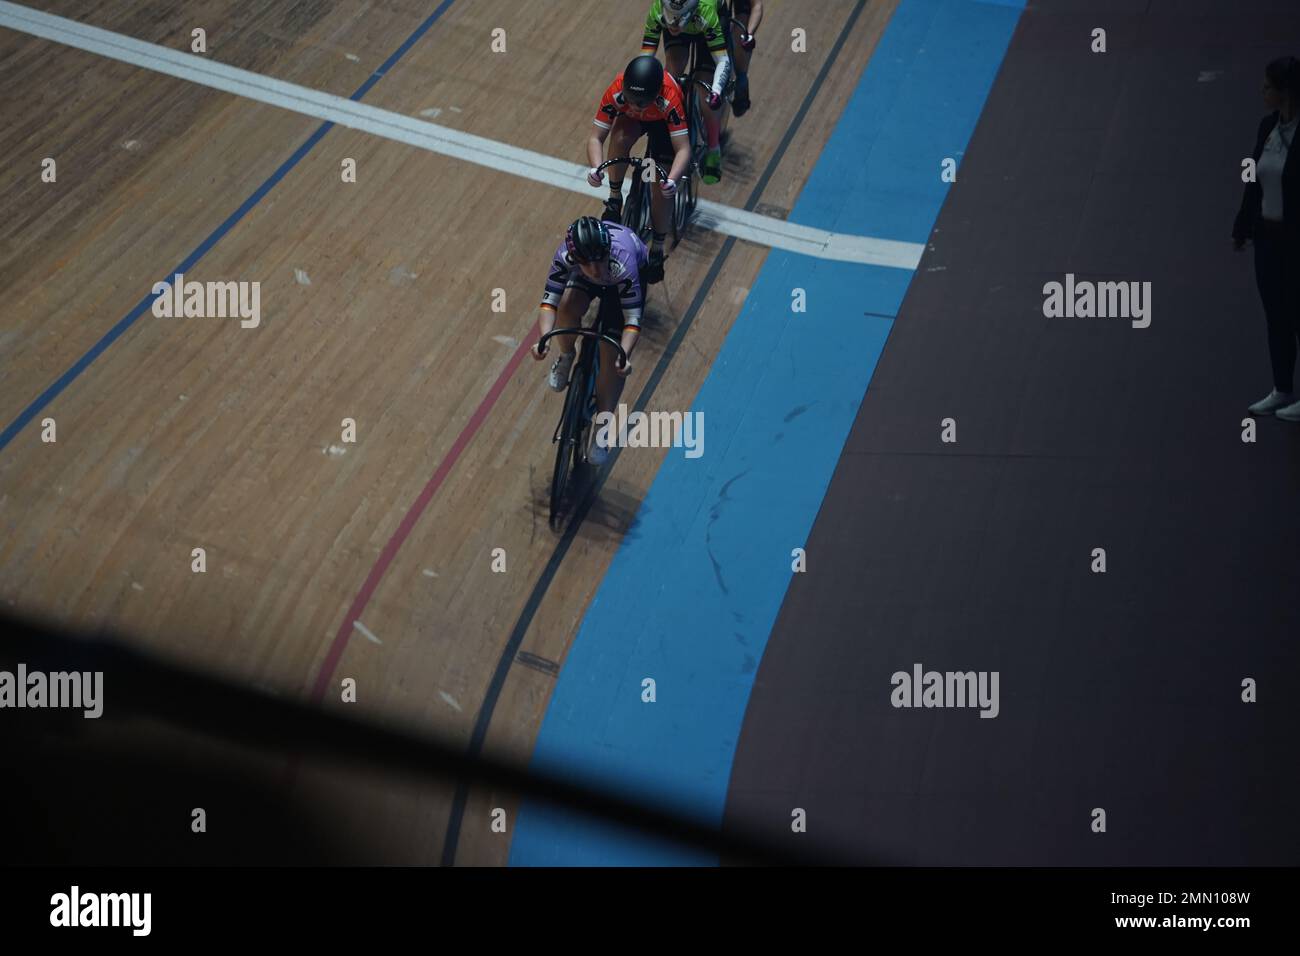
{"left": 673, "top": 80, "right": 706, "bottom": 241}
{"left": 689, "top": 83, "right": 708, "bottom": 169}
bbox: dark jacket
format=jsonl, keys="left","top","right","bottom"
{"left": 1234, "top": 111, "right": 1300, "bottom": 241}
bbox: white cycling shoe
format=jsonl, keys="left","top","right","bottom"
{"left": 1247, "top": 388, "right": 1295, "bottom": 416}
{"left": 547, "top": 352, "right": 575, "bottom": 392}
{"left": 587, "top": 429, "right": 613, "bottom": 467}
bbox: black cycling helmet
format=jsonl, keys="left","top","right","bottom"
{"left": 622, "top": 54, "right": 664, "bottom": 108}
{"left": 566, "top": 216, "right": 612, "bottom": 263}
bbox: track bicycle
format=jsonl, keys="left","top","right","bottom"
{"left": 670, "top": 18, "right": 742, "bottom": 232}
{"left": 538, "top": 318, "right": 629, "bottom": 529}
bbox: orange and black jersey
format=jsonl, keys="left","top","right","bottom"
{"left": 593, "top": 72, "right": 690, "bottom": 139}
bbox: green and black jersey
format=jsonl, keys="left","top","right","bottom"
{"left": 641, "top": 0, "right": 729, "bottom": 58}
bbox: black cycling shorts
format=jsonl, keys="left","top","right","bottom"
{"left": 618, "top": 117, "right": 675, "bottom": 165}
{"left": 566, "top": 277, "right": 643, "bottom": 337}
{"left": 664, "top": 30, "right": 720, "bottom": 75}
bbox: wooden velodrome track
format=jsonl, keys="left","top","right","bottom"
{"left": 0, "top": 0, "right": 897, "bottom": 863}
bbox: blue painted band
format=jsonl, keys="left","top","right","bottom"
{"left": 511, "top": 0, "right": 1027, "bottom": 866}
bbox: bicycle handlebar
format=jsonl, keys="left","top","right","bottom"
{"left": 537, "top": 327, "right": 629, "bottom": 369}
{"left": 596, "top": 155, "right": 671, "bottom": 184}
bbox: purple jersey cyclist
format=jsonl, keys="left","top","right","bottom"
{"left": 532, "top": 217, "right": 649, "bottom": 465}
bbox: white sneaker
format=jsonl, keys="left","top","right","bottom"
{"left": 587, "top": 429, "right": 612, "bottom": 466}
{"left": 1276, "top": 397, "right": 1300, "bottom": 422}
{"left": 1247, "top": 388, "right": 1294, "bottom": 416}
{"left": 547, "top": 352, "right": 575, "bottom": 391}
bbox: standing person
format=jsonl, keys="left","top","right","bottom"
{"left": 728, "top": 0, "right": 763, "bottom": 117}
{"left": 1234, "top": 55, "right": 1300, "bottom": 420}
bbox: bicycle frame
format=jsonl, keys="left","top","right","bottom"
{"left": 595, "top": 155, "right": 671, "bottom": 245}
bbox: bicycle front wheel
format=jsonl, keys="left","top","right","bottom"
{"left": 549, "top": 361, "right": 587, "bottom": 526}
{"left": 674, "top": 170, "right": 694, "bottom": 242}
{"left": 624, "top": 176, "right": 653, "bottom": 242}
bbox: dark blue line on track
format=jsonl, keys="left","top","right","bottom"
{"left": 0, "top": 0, "right": 458, "bottom": 455}
{"left": 353, "top": 0, "right": 456, "bottom": 101}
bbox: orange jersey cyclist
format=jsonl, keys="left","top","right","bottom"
{"left": 587, "top": 54, "right": 691, "bottom": 285}
{"left": 641, "top": 0, "right": 732, "bottom": 183}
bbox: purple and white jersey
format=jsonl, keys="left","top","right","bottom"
{"left": 540, "top": 223, "right": 649, "bottom": 329}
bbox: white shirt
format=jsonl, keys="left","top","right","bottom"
{"left": 1259, "top": 114, "right": 1296, "bottom": 222}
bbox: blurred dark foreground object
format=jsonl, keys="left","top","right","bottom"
{"left": 0, "top": 609, "right": 847, "bottom": 866}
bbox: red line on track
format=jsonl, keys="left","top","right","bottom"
{"left": 309, "top": 326, "right": 541, "bottom": 704}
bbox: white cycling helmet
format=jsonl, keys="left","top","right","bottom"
{"left": 662, "top": 0, "right": 700, "bottom": 28}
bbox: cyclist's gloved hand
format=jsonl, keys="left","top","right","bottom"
{"left": 706, "top": 91, "right": 723, "bottom": 110}
{"left": 741, "top": 32, "right": 756, "bottom": 51}
{"left": 660, "top": 178, "right": 678, "bottom": 197}
{"left": 531, "top": 341, "right": 547, "bottom": 360}
{"left": 587, "top": 167, "right": 605, "bottom": 187}
{"left": 615, "top": 358, "right": 632, "bottom": 378}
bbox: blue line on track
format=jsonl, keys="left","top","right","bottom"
{"left": 0, "top": 0, "right": 458, "bottom": 455}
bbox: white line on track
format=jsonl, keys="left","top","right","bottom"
{"left": 0, "top": 1, "right": 924, "bottom": 269}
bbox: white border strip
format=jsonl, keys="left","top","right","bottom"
{"left": 0, "top": 0, "right": 924, "bottom": 270}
